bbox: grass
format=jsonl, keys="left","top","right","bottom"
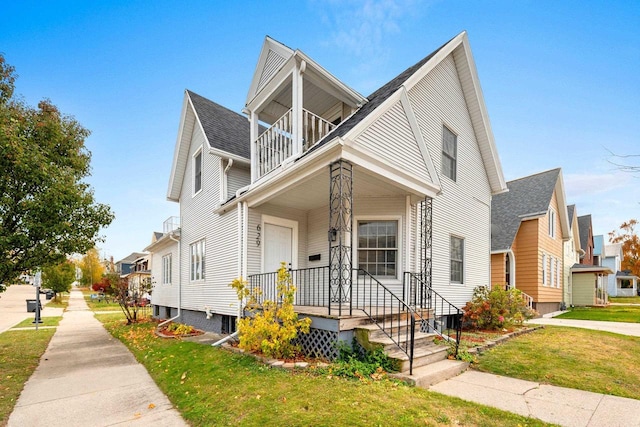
{"left": 45, "top": 293, "right": 69, "bottom": 309}
{"left": 0, "top": 329, "right": 56, "bottom": 424}
{"left": 609, "top": 296, "right": 640, "bottom": 304}
{"left": 100, "top": 318, "right": 551, "bottom": 427}
{"left": 473, "top": 326, "right": 640, "bottom": 399}
{"left": 555, "top": 305, "right": 640, "bottom": 323}
{"left": 11, "top": 316, "right": 62, "bottom": 328}
{"left": 81, "top": 289, "right": 121, "bottom": 312}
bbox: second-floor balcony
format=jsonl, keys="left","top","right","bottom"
{"left": 163, "top": 216, "right": 181, "bottom": 234}
{"left": 255, "top": 108, "right": 336, "bottom": 179}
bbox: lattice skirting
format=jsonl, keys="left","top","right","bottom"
{"left": 294, "top": 328, "right": 339, "bottom": 360}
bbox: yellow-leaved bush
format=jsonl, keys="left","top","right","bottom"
{"left": 230, "top": 263, "right": 311, "bottom": 359}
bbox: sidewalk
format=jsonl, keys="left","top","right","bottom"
{"left": 430, "top": 370, "right": 640, "bottom": 427}
{"left": 527, "top": 316, "right": 640, "bottom": 337}
{"left": 8, "top": 289, "right": 187, "bottom": 427}
{"left": 0, "top": 285, "right": 63, "bottom": 333}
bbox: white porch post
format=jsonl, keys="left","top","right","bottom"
{"left": 249, "top": 109, "right": 259, "bottom": 182}
{"left": 291, "top": 60, "right": 304, "bottom": 156}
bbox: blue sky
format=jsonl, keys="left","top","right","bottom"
{"left": 2, "top": 0, "right": 638, "bottom": 261}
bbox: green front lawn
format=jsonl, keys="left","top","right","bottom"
{"left": 609, "top": 296, "right": 640, "bottom": 304}
{"left": 82, "top": 289, "right": 121, "bottom": 311}
{"left": 11, "top": 316, "right": 62, "bottom": 328}
{"left": 0, "top": 329, "right": 56, "bottom": 423}
{"left": 555, "top": 305, "right": 640, "bottom": 323}
{"left": 100, "top": 318, "right": 550, "bottom": 427}
{"left": 474, "top": 326, "right": 640, "bottom": 399}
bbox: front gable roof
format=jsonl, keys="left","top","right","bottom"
{"left": 492, "top": 168, "right": 570, "bottom": 251}
{"left": 312, "top": 31, "right": 506, "bottom": 195}
{"left": 167, "top": 90, "right": 250, "bottom": 202}
{"left": 578, "top": 214, "right": 593, "bottom": 250}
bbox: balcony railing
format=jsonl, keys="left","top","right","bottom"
{"left": 163, "top": 216, "right": 181, "bottom": 234}
{"left": 255, "top": 108, "right": 336, "bottom": 178}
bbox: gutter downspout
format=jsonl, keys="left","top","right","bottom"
{"left": 159, "top": 232, "right": 182, "bottom": 327}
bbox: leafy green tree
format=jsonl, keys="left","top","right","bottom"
{"left": 0, "top": 54, "right": 114, "bottom": 284}
{"left": 42, "top": 260, "right": 76, "bottom": 298}
{"left": 78, "top": 248, "right": 105, "bottom": 287}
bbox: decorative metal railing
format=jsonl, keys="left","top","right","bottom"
{"left": 247, "top": 266, "right": 330, "bottom": 307}
{"left": 403, "top": 272, "right": 461, "bottom": 357}
{"left": 255, "top": 108, "right": 336, "bottom": 178}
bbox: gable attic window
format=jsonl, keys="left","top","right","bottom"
{"left": 442, "top": 125, "right": 457, "bottom": 181}
{"left": 193, "top": 148, "right": 203, "bottom": 195}
{"left": 548, "top": 208, "right": 556, "bottom": 238}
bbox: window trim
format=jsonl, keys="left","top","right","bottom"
{"left": 449, "top": 235, "right": 464, "bottom": 284}
{"left": 162, "top": 254, "right": 172, "bottom": 285}
{"left": 193, "top": 147, "right": 203, "bottom": 197}
{"left": 189, "top": 238, "right": 206, "bottom": 282}
{"left": 442, "top": 125, "right": 457, "bottom": 182}
{"left": 542, "top": 253, "right": 547, "bottom": 286}
{"left": 354, "top": 215, "right": 402, "bottom": 282}
{"left": 548, "top": 208, "right": 556, "bottom": 238}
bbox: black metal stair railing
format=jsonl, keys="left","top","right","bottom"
{"left": 403, "top": 272, "right": 462, "bottom": 357}
{"left": 247, "top": 266, "right": 330, "bottom": 307}
{"left": 353, "top": 268, "right": 423, "bottom": 375}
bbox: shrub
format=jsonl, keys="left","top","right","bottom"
{"left": 230, "top": 263, "right": 311, "bottom": 359}
{"left": 328, "top": 339, "right": 398, "bottom": 380}
{"left": 462, "top": 286, "right": 536, "bottom": 330}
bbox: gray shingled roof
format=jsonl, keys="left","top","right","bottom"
{"left": 578, "top": 214, "right": 592, "bottom": 251}
{"left": 308, "top": 36, "right": 453, "bottom": 154}
{"left": 187, "top": 90, "right": 250, "bottom": 159}
{"left": 491, "top": 168, "right": 560, "bottom": 251}
{"left": 567, "top": 204, "right": 575, "bottom": 228}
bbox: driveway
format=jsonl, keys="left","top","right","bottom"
{"left": 527, "top": 317, "right": 640, "bottom": 337}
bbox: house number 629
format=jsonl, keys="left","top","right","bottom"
{"left": 256, "top": 224, "right": 261, "bottom": 247}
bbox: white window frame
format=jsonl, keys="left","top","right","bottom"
{"left": 162, "top": 254, "right": 172, "bottom": 285}
{"left": 542, "top": 253, "right": 547, "bottom": 286}
{"left": 193, "top": 147, "right": 203, "bottom": 197}
{"left": 190, "top": 239, "right": 205, "bottom": 282}
{"left": 550, "top": 256, "right": 555, "bottom": 288}
{"left": 442, "top": 125, "right": 457, "bottom": 182}
{"left": 355, "top": 216, "right": 402, "bottom": 282}
{"left": 548, "top": 208, "right": 556, "bottom": 238}
{"left": 450, "top": 235, "right": 464, "bottom": 284}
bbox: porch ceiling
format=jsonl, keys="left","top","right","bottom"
{"left": 261, "top": 79, "right": 343, "bottom": 125}
{"left": 260, "top": 166, "right": 410, "bottom": 210}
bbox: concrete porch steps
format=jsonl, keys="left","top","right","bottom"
{"left": 390, "top": 359, "right": 469, "bottom": 388}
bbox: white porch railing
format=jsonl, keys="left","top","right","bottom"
{"left": 255, "top": 108, "right": 336, "bottom": 178}
{"left": 521, "top": 290, "right": 534, "bottom": 310}
{"left": 163, "top": 216, "right": 180, "bottom": 234}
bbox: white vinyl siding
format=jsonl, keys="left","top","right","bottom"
{"left": 257, "top": 49, "right": 288, "bottom": 92}
{"left": 227, "top": 165, "right": 251, "bottom": 200}
{"left": 407, "top": 53, "right": 492, "bottom": 307}
{"left": 442, "top": 126, "right": 457, "bottom": 181}
{"left": 162, "top": 254, "right": 172, "bottom": 285}
{"left": 190, "top": 239, "right": 205, "bottom": 281}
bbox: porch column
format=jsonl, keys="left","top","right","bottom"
{"left": 328, "top": 160, "right": 353, "bottom": 316}
{"left": 249, "top": 109, "right": 259, "bottom": 182}
{"left": 418, "top": 197, "right": 433, "bottom": 305}
{"left": 291, "top": 60, "right": 304, "bottom": 157}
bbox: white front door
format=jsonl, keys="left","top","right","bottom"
{"left": 262, "top": 215, "right": 298, "bottom": 273}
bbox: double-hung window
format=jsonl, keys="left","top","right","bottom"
{"left": 193, "top": 149, "right": 202, "bottom": 195}
{"left": 450, "top": 236, "right": 464, "bottom": 283}
{"left": 542, "top": 254, "right": 547, "bottom": 286}
{"left": 357, "top": 220, "right": 398, "bottom": 279}
{"left": 442, "top": 126, "right": 457, "bottom": 181}
{"left": 162, "top": 254, "right": 172, "bottom": 285}
{"left": 190, "top": 239, "right": 205, "bottom": 281}
{"left": 550, "top": 256, "right": 555, "bottom": 288}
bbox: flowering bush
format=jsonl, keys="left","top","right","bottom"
{"left": 462, "top": 286, "right": 536, "bottom": 330}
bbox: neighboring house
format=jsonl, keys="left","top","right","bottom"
{"left": 578, "top": 215, "right": 595, "bottom": 265}
{"left": 593, "top": 234, "right": 604, "bottom": 266}
{"left": 491, "top": 168, "right": 570, "bottom": 315}
{"left": 115, "top": 252, "right": 147, "bottom": 276}
{"left": 145, "top": 217, "right": 181, "bottom": 321}
{"left": 149, "top": 32, "right": 507, "bottom": 359}
{"left": 125, "top": 253, "right": 151, "bottom": 297}
{"left": 570, "top": 264, "right": 611, "bottom": 306}
{"left": 562, "top": 204, "right": 583, "bottom": 307}
{"left": 603, "top": 243, "right": 639, "bottom": 297}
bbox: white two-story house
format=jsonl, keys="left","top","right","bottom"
{"left": 147, "top": 31, "right": 507, "bottom": 360}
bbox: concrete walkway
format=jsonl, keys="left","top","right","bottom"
{"left": 527, "top": 317, "right": 640, "bottom": 337}
{"left": 431, "top": 370, "right": 640, "bottom": 427}
{"left": 8, "top": 289, "right": 187, "bottom": 427}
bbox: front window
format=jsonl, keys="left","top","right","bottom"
{"left": 548, "top": 208, "right": 556, "bottom": 238}
{"left": 162, "top": 254, "right": 172, "bottom": 285}
{"left": 190, "top": 239, "right": 205, "bottom": 281}
{"left": 357, "top": 220, "right": 398, "bottom": 279}
{"left": 450, "top": 236, "right": 464, "bottom": 283}
{"left": 442, "top": 126, "right": 457, "bottom": 181}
